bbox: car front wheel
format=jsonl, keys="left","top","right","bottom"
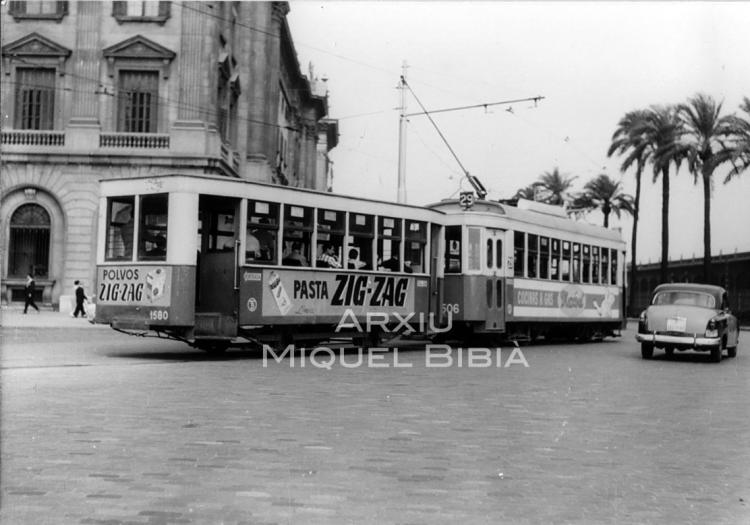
{"left": 710, "top": 345, "right": 722, "bottom": 363}
{"left": 727, "top": 346, "right": 737, "bottom": 358}
{"left": 641, "top": 343, "right": 654, "bottom": 359}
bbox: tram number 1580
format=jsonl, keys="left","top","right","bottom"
{"left": 148, "top": 309, "right": 169, "bottom": 321}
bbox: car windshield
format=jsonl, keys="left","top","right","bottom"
{"left": 652, "top": 291, "right": 716, "bottom": 308}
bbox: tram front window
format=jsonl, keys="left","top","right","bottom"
{"left": 247, "top": 200, "right": 279, "bottom": 264}
{"left": 445, "top": 225, "right": 462, "bottom": 273}
{"left": 139, "top": 194, "right": 168, "bottom": 260}
{"left": 282, "top": 205, "right": 312, "bottom": 267}
{"left": 105, "top": 196, "right": 135, "bottom": 261}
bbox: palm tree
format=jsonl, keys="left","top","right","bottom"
{"left": 536, "top": 167, "right": 577, "bottom": 205}
{"left": 632, "top": 105, "right": 684, "bottom": 284}
{"left": 673, "top": 93, "right": 745, "bottom": 282}
{"left": 607, "top": 109, "right": 650, "bottom": 314}
{"left": 727, "top": 97, "right": 750, "bottom": 179}
{"left": 513, "top": 184, "right": 540, "bottom": 201}
{"left": 569, "top": 174, "right": 634, "bottom": 227}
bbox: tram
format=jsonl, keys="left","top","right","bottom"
{"left": 94, "top": 174, "right": 626, "bottom": 349}
{"left": 428, "top": 197, "right": 626, "bottom": 341}
{"left": 94, "top": 174, "right": 445, "bottom": 350}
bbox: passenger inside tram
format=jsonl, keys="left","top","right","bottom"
{"left": 282, "top": 242, "right": 309, "bottom": 266}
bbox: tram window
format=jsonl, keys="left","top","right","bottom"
{"left": 527, "top": 234, "right": 538, "bottom": 278}
{"left": 405, "top": 220, "right": 426, "bottom": 273}
{"left": 486, "top": 238, "right": 493, "bottom": 269}
{"left": 347, "top": 213, "right": 374, "bottom": 270}
{"left": 572, "top": 243, "right": 581, "bottom": 283}
{"left": 513, "top": 231, "right": 525, "bottom": 277}
{"left": 246, "top": 200, "right": 279, "bottom": 264}
{"left": 445, "top": 225, "right": 462, "bottom": 273}
{"left": 611, "top": 250, "right": 618, "bottom": 285}
{"left": 561, "top": 241, "right": 571, "bottom": 281}
{"left": 105, "top": 196, "right": 135, "bottom": 261}
{"left": 282, "top": 205, "right": 313, "bottom": 266}
{"left": 601, "top": 248, "right": 610, "bottom": 284}
{"left": 316, "top": 209, "right": 345, "bottom": 268}
{"left": 582, "top": 244, "right": 591, "bottom": 284}
{"left": 468, "top": 227, "right": 482, "bottom": 271}
{"left": 550, "top": 239, "right": 560, "bottom": 280}
{"left": 539, "top": 237, "right": 549, "bottom": 279}
{"left": 138, "top": 194, "right": 168, "bottom": 260}
{"left": 377, "top": 216, "right": 402, "bottom": 272}
{"left": 592, "top": 246, "right": 600, "bottom": 283}
{"left": 495, "top": 239, "right": 502, "bottom": 269}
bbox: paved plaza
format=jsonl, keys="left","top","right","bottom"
{"left": 1, "top": 310, "right": 749, "bottom": 524}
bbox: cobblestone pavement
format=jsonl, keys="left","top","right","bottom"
{"left": 1, "top": 320, "right": 749, "bottom": 524}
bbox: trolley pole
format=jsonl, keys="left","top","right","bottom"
{"left": 397, "top": 60, "right": 408, "bottom": 204}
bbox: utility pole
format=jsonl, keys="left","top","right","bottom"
{"left": 396, "top": 60, "right": 408, "bottom": 204}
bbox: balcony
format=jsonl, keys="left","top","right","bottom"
{"left": 2, "top": 128, "right": 240, "bottom": 177}
{"left": 2, "top": 130, "right": 66, "bottom": 147}
{"left": 99, "top": 132, "right": 170, "bottom": 149}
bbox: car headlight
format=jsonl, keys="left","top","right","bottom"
{"left": 705, "top": 318, "right": 719, "bottom": 338}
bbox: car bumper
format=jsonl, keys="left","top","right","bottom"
{"left": 636, "top": 332, "right": 721, "bottom": 348}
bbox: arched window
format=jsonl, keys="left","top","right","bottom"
{"left": 9, "top": 203, "right": 51, "bottom": 278}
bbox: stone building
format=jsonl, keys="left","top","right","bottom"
{"left": 0, "top": 1, "right": 338, "bottom": 307}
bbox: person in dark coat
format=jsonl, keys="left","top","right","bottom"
{"left": 73, "top": 280, "right": 88, "bottom": 318}
{"left": 23, "top": 273, "right": 39, "bottom": 314}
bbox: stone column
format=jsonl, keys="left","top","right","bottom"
{"left": 244, "top": 2, "right": 271, "bottom": 165}
{"left": 172, "top": 1, "right": 210, "bottom": 154}
{"left": 68, "top": 1, "right": 101, "bottom": 151}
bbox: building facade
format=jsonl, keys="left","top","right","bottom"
{"left": 630, "top": 251, "right": 750, "bottom": 323}
{"left": 1, "top": 1, "right": 338, "bottom": 307}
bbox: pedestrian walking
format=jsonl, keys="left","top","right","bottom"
{"left": 73, "top": 280, "right": 88, "bottom": 318}
{"left": 23, "top": 273, "right": 39, "bottom": 314}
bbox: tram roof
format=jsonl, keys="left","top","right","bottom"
{"left": 99, "top": 173, "right": 445, "bottom": 219}
{"left": 427, "top": 199, "right": 624, "bottom": 243}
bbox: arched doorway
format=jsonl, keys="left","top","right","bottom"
{"left": 8, "top": 203, "right": 51, "bottom": 278}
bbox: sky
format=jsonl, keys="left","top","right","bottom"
{"left": 287, "top": 2, "right": 750, "bottom": 264}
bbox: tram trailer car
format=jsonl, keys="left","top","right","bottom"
{"left": 428, "top": 198, "right": 627, "bottom": 342}
{"left": 94, "top": 174, "right": 446, "bottom": 351}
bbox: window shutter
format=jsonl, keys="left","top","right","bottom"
{"left": 158, "top": 1, "right": 170, "bottom": 18}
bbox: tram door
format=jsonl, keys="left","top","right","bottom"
{"left": 195, "top": 195, "right": 241, "bottom": 337}
{"left": 484, "top": 228, "right": 505, "bottom": 331}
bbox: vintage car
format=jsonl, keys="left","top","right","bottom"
{"left": 636, "top": 283, "right": 739, "bottom": 361}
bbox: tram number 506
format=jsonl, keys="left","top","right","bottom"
{"left": 149, "top": 310, "right": 169, "bottom": 321}
{"left": 441, "top": 303, "right": 460, "bottom": 315}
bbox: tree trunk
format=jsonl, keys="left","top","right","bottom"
{"left": 702, "top": 169, "right": 712, "bottom": 283}
{"left": 660, "top": 166, "right": 669, "bottom": 283}
{"left": 628, "top": 166, "right": 642, "bottom": 316}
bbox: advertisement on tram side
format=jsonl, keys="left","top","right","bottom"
{"left": 240, "top": 268, "right": 430, "bottom": 323}
{"left": 94, "top": 265, "right": 194, "bottom": 326}
{"left": 507, "top": 279, "right": 622, "bottom": 321}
